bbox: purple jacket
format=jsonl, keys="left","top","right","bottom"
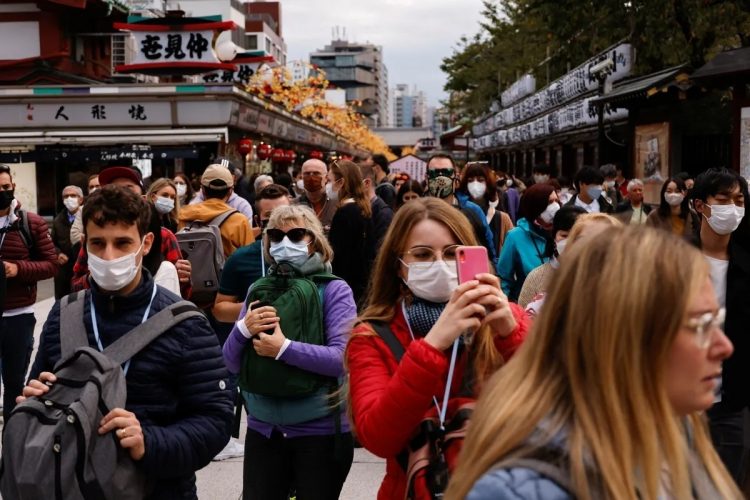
{"left": 223, "top": 279, "right": 356, "bottom": 437}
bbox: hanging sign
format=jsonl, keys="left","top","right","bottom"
{"left": 113, "top": 19, "right": 236, "bottom": 74}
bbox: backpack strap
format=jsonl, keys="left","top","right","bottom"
{"left": 60, "top": 290, "right": 89, "bottom": 359}
{"left": 102, "top": 301, "right": 204, "bottom": 366}
{"left": 15, "top": 209, "right": 34, "bottom": 252}
{"left": 369, "top": 320, "right": 404, "bottom": 363}
{"left": 208, "top": 209, "right": 239, "bottom": 228}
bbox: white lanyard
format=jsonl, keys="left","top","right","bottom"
{"left": 401, "top": 301, "right": 460, "bottom": 430}
{"left": 90, "top": 285, "right": 157, "bottom": 376}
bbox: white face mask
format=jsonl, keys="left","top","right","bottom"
{"left": 325, "top": 182, "right": 339, "bottom": 202}
{"left": 401, "top": 259, "right": 458, "bottom": 303}
{"left": 269, "top": 236, "right": 310, "bottom": 267}
{"left": 176, "top": 184, "right": 187, "bottom": 198}
{"left": 488, "top": 199, "right": 499, "bottom": 209}
{"left": 63, "top": 197, "right": 80, "bottom": 213}
{"left": 703, "top": 204, "right": 745, "bottom": 235}
{"left": 87, "top": 240, "right": 144, "bottom": 291}
{"left": 539, "top": 202, "right": 560, "bottom": 224}
{"left": 296, "top": 179, "right": 305, "bottom": 191}
{"left": 664, "top": 192, "right": 684, "bottom": 207}
{"left": 154, "top": 196, "right": 175, "bottom": 215}
{"left": 604, "top": 180, "right": 616, "bottom": 189}
{"left": 467, "top": 181, "right": 486, "bottom": 199}
{"left": 533, "top": 174, "right": 549, "bottom": 184}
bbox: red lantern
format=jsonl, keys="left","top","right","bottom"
{"left": 238, "top": 138, "right": 253, "bottom": 155}
{"left": 284, "top": 150, "right": 296, "bottom": 163}
{"left": 309, "top": 150, "right": 323, "bottom": 160}
{"left": 257, "top": 143, "right": 273, "bottom": 160}
{"left": 271, "top": 148, "right": 286, "bottom": 162}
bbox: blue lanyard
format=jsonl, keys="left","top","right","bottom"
{"left": 90, "top": 285, "right": 157, "bottom": 376}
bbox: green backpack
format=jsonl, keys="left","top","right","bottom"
{"left": 239, "top": 265, "right": 339, "bottom": 398}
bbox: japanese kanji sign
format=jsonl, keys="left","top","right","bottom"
{"left": 114, "top": 20, "right": 236, "bottom": 74}
{"left": 0, "top": 102, "right": 171, "bottom": 127}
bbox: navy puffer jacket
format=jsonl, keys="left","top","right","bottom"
{"left": 30, "top": 271, "right": 234, "bottom": 499}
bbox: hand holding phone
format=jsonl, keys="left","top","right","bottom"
{"left": 456, "top": 246, "right": 490, "bottom": 284}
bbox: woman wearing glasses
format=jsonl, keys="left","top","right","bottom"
{"left": 346, "top": 198, "right": 529, "bottom": 499}
{"left": 448, "top": 227, "right": 739, "bottom": 500}
{"left": 222, "top": 204, "right": 357, "bottom": 499}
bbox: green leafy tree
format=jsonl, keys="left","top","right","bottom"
{"left": 442, "top": 0, "right": 750, "bottom": 119}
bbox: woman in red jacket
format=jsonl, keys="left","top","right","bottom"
{"left": 346, "top": 197, "right": 529, "bottom": 499}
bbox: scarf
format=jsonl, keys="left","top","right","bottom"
{"left": 405, "top": 298, "right": 446, "bottom": 337}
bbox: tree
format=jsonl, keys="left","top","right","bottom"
{"left": 442, "top": 0, "right": 750, "bottom": 119}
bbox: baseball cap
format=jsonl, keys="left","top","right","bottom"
{"left": 98, "top": 166, "right": 143, "bottom": 188}
{"left": 201, "top": 164, "right": 234, "bottom": 188}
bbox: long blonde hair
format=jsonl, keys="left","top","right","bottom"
{"left": 355, "top": 197, "right": 502, "bottom": 386}
{"left": 447, "top": 226, "right": 740, "bottom": 499}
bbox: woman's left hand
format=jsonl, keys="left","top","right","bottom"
{"left": 252, "top": 324, "right": 287, "bottom": 358}
{"left": 474, "top": 273, "right": 517, "bottom": 337}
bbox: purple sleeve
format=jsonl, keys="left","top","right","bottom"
{"left": 278, "top": 280, "right": 356, "bottom": 378}
{"left": 222, "top": 301, "right": 250, "bottom": 374}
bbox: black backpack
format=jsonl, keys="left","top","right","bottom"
{"left": 0, "top": 291, "right": 204, "bottom": 500}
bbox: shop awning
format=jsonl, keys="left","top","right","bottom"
{"left": 692, "top": 47, "right": 750, "bottom": 83}
{"left": 590, "top": 65, "right": 690, "bottom": 106}
{"left": 0, "top": 127, "right": 228, "bottom": 146}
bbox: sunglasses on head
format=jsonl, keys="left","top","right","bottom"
{"left": 266, "top": 227, "right": 310, "bottom": 244}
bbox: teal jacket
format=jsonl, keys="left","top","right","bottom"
{"left": 496, "top": 218, "right": 549, "bottom": 301}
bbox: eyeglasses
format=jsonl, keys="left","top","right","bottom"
{"left": 684, "top": 308, "right": 725, "bottom": 348}
{"left": 266, "top": 227, "right": 310, "bottom": 244}
{"left": 400, "top": 245, "right": 459, "bottom": 266}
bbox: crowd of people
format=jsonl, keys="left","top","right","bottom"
{"left": 0, "top": 155, "right": 748, "bottom": 499}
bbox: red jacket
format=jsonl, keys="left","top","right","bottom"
{"left": 347, "top": 302, "right": 530, "bottom": 499}
{"left": 1, "top": 208, "right": 58, "bottom": 310}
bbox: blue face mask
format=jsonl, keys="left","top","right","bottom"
{"left": 586, "top": 185, "right": 603, "bottom": 200}
{"left": 269, "top": 236, "right": 310, "bottom": 267}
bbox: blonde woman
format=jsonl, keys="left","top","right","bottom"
{"left": 448, "top": 226, "right": 739, "bottom": 500}
{"left": 146, "top": 177, "right": 180, "bottom": 233}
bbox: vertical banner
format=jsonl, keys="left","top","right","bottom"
{"left": 635, "top": 122, "right": 671, "bottom": 205}
{"left": 740, "top": 107, "right": 750, "bottom": 181}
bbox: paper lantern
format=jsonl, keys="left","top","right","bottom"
{"left": 238, "top": 138, "right": 253, "bottom": 155}
{"left": 257, "top": 143, "right": 273, "bottom": 160}
{"left": 271, "top": 148, "right": 286, "bottom": 162}
{"left": 284, "top": 150, "right": 296, "bottom": 162}
{"left": 309, "top": 150, "right": 323, "bottom": 160}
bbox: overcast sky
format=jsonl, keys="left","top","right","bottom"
{"left": 280, "top": 0, "right": 486, "bottom": 107}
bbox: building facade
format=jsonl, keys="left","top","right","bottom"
{"left": 310, "top": 39, "right": 388, "bottom": 127}
{"left": 392, "top": 84, "right": 428, "bottom": 128}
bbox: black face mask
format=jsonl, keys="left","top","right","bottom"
{"left": 0, "top": 190, "right": 13, "bottom": 210}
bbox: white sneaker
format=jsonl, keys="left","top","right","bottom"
{"left": 212, "top": 437, "right": 245, "bottom": 461}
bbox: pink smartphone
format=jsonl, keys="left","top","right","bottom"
{"left": 456, "top": 246, "right": 490, "bottom": 284}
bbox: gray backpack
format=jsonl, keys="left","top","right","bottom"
{"left": 176, "top": 209, "right": 238, "bottom": 307}
{"left": 0, "top": 290, "right": 204, "bottom": 500}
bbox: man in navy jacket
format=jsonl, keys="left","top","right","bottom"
{"left": 24, "top": 185, "right": 233, "bottom": 499}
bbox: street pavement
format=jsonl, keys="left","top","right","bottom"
{"left": 23, "top": 279, "right": 386, "bottom": 499}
